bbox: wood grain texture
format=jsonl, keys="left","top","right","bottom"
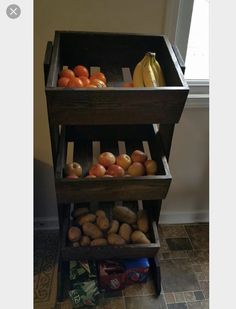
{"left": 46, "top": 88, "right": 188, "bottom": 125}
{"left": 55, "top": 177, "right": 171, "bottom": 203}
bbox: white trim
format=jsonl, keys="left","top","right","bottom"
{"left": 184, "top": 79, "right": 209, "bottom": 108}
{"left": 159, "top": 210, "right": 209, "bottom": 224}
{"left": 34, "top": 217, "right": 59, "bottom": 230}
{"left": 164, "top": 0, "right": 181, "bottom": 44}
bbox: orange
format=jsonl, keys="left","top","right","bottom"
{"left": 59, "top": 69, "right": 75, "bottom": 79}
{"left": 122, "top": 82, "right": 133, "bottom": 87}
{"left": 57, "top": 77, "right": 70, "bottom": 87}
{"left": 90, "top": 72, "right": 107, "bottom": 84}
{"left": 67, "top": 77, "right": 84, "bottom": 88}
{"left": 80, "top": 76, "right": 90, "bottom": 87}
{"left": 86, "top": 84, "right": 97, "bottom": 88}
{"left": 90, "top": 78, "right": 106, "bottom": 88}
{"left": 74, "top": 65, "right": 89, "bottom": 78}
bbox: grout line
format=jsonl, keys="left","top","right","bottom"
{"left": 122, "top": 295, "right": 126, "bottom": 309}
{"left": 183, "top": 225, "right": 196, "bottom": 251}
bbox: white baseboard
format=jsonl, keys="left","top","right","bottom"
{"left": 34, "top": 211, "right": 209, "bottom": 230}
{"left": 159, "top": 210, "right": 209, "bottom": 224}
{"left": 34, "top": 217, "right": 59, "bottom": 230}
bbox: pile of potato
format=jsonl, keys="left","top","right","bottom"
{"left": 67, "top": 205, "right": 151, "bottom": 247}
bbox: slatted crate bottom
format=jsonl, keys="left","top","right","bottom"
{"left": 61, "top": 200, "right": 160, "bottom": 261}
{"left": 55, "top": 124, "right": 172, "bottom": 203}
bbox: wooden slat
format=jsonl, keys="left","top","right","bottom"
{"left": 55, "top": 126, "right": 67, "bottom": 178}
{"left": 73, "top": 140, "right": 93, "bottom": 177}
{"left": 98, "top": 65, "right": 123, "bottom": 87}
{"left": 122, "top": 67, "right": 133, "bottom": 83}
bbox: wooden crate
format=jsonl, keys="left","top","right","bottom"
{"left": 61, "top": 201, "right": 160, "bottom": 261}
{"left": 55, "top": 124, "right": 171, "bottom": 203}
{"left": 45, "top": 31, "right": 189, "bottom": 125}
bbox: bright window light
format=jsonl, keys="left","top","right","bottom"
{"left": 185, "top": 0, "right": 209, "bottom": 80}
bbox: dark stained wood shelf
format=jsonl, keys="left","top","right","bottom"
{"left": 61, "top": 201, "right": 160, "bottom": 261}
{"left": 43, "top": 31, "right": 189, "bottom": 301}
{"left": 55, "top": 124, "right": 171, "bottom": 203}
{"left": 45, "top": 31, "right": 188, "bottom": 126}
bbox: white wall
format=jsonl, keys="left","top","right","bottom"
{"left": 161, "top": 104, "right": 209, "bottom": 223}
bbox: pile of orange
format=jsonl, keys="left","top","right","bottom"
{"left": 57, "top": 65, "right": 107, "bottom": 88}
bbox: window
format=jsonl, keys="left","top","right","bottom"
{"left": 164, "top": 0, "right": 209, "bottom": 103}
{"left": 185, "top": 0, "right": 209, "bottom": 80}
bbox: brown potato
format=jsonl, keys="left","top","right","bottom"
{"left": 131, "top": 231, "right": 150, "bottom": 244}
{"left": 95, "top": 210, "right": 106, "bottom": 217}
{"left": 112, "top": 206, "right": 137, "bottom": 224}
{"left": 72, "top": 207, "right": 89, "bottom": 218}
{"left": 107, "top": 233, "right": 126, "bottom": 245}
{"left": 119, "top": 223, "right": 132, "bottom": 243}
{"left": 96, "top": 216, "right": 110, "bottom": 231}
{"left": 137, "top": 210, "right": 149, "bottom": 233}
{"left": 78, "top": 213, "right": 96, "bottom": 225}
{"left": 82, "top": 222, "right": 103, "bottom": 239}
{"left": 107, "top": 220, "right": 119, "bottom": 234}
{"left": 79, "top": 236, "right": 91, "bottom": 247}
{"left": 68, "top": 226, "right": 81, "bottom": 242}
{"left": 91, "top": 238, "right": 108, "bottom": 246}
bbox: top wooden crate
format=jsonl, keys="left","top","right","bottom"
{"left": 45, "top": 31, "right": 189, "bottom": 125}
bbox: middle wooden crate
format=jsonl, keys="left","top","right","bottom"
{"left": 55, "top": 124, "right": 171, "bottom": 203}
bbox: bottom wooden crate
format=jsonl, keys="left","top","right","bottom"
{"left": 60, "top": 201, "right": 160, "bottom": 261}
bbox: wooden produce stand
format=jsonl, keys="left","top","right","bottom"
{"left": 43, "top": 31, "right": 189, "bottom": 301}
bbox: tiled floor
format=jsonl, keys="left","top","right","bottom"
{"left": 34, "top": 223, "right": 209, "bottom": 309}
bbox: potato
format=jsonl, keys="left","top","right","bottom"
{"left": 91, "top": 238, "right": 108, "bottom": 246}
{"left": 96, "top": 216, "right": 110, "bottom": 231}
{"left": 78, "top": 213, "right": 96, "bottom": 225}
{"left": 72, "top": 242, "right": 80, "bottom": 247}
{"left": 107, "top": 233, "right": 126, "bottom": 245}
{"left": 79, "top": 236, "right": 91, "bottom": 247}
{"left": 112, "top": 206, "right": 137, "bottom": 224}
{"left": 72, "top": 207, "right": 89, "bottom": 218}
{"left": 119, "top": 223, "right": 132, "bottom": 243}
{"left": 131, "top": 231, "right": 150, "bottom": 244}
{"left": 95, "top": 210, "right": 106, "bottom": 217}
{"left": 137, "top": 210, "right": 149, "bottom": 233}
{"left": 107, "top": 220, "right": 119, "bottom": 234}
{"left": 82, "top": 222, "right": 103, "bottom": 239}
{"left": 68, "top": 226, "right": 81, "bottom": 242}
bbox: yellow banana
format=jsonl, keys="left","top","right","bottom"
{"left": 142, "top": 53, "right": 158, "bottom": 87}
{"left": 152, "top": 55, "right": 166, "bottom": 86}
{"left": 133, "top": 55, "right": 148, "bottom": 87}
{"left": 149, "top": 53, "right": 160, "bottom": 86}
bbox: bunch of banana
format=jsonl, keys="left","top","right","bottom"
{"left": 133, "top": 52, "right": 166, "bottom": 87}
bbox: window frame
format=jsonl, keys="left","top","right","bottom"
{"left": 164, "top": 0, "right": 209, "bottom": 107}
